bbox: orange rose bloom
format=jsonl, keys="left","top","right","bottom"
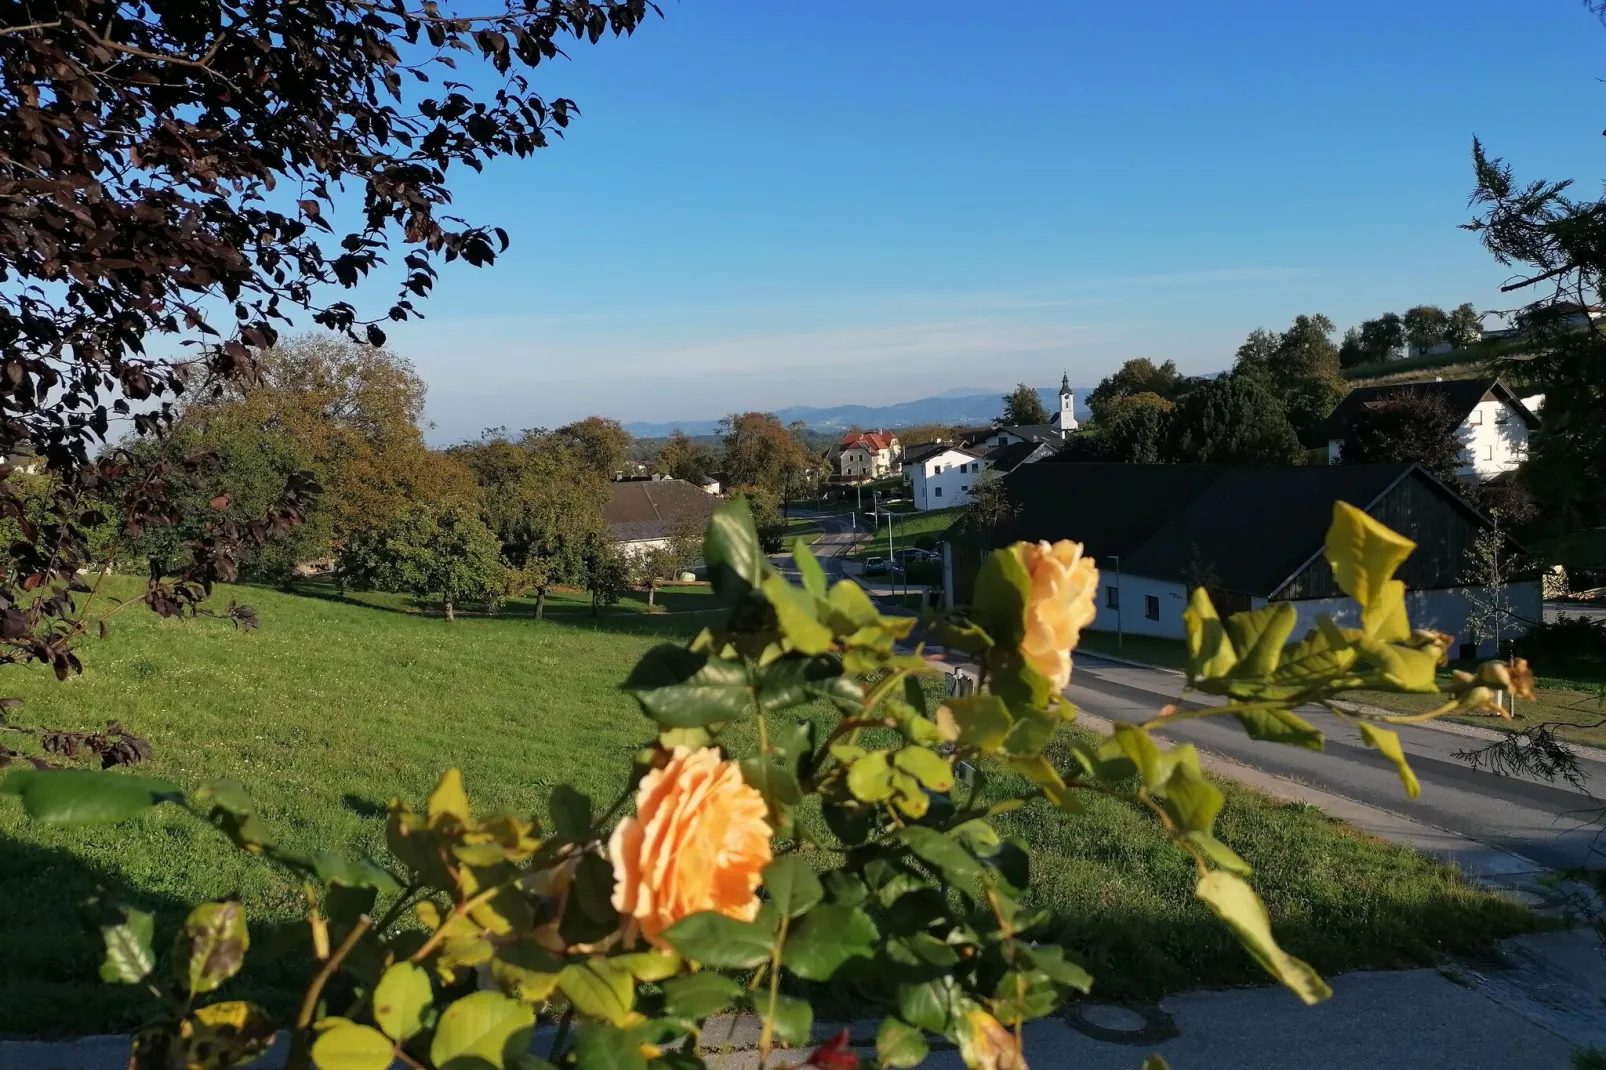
{"left": 608, "top": 746, "right": 773, "bottom": 949}
{"left": 1018, "top": 539, "right": 1098, "bottom": 691}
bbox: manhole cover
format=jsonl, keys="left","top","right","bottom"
{"left": 1063, "top": 1002, "right": 1178, "bottom": 1045}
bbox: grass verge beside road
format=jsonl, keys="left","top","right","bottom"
{"left": 0, "top": 579, "right": 1535, "bottom": 1035}
{"left": 849, "top": 506, "right": 961, "bottom": 562}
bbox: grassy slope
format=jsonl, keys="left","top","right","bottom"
{"left": 849, "top": 507, "right": 961, "bottom": 561}
{"left": 0, "top": 580, "right": 1533, "bottom": 1035}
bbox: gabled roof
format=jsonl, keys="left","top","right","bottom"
{"left": 999, "top": 424, "right": 1068, "bottom": 445}
{"left": 960, "top": 462, "right": 1489, "bottom": 598}
{"left": 605, "top": 477, "right": 722, "bottom": 543}
{"left": 983, "top": 439, "right": 1048, "bottom": 474}
{"left": 1311, "top": 377, "right": 1539, "bottom": 446}
{"left": 903, "top": 441, "right": 986, "bottom": 465}
{"left": 839, "top": 431, "right": 897, "bottom": 451}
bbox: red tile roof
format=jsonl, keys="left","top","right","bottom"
{"left": 839, "top": 431, "right": 897, "bottom": 451}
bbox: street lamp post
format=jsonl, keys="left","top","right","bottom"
{"left": 1111, "top": 554, "right": 1123, "bottom": 654}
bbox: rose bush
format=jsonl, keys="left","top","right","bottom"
{"left": 0, "top": 498, "right": 1529, "bottom": 1070}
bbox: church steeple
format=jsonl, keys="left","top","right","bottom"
{"left": 1057, "top": 371, "right": 1077, "bottom": 433}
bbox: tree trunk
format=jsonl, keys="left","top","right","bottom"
{"left": 648, "top": 582, "right": 656, "bottom": 607}
{"left": 444, "top": 598, "right": 455, "bottom": 622}
{"left": 534, "top": 587, "right": 546, "bottom": 620}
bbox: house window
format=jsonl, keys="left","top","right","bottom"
{"left": 1145, "top": 595, "right": 1160, "bottom": 621}
{"left": 1106, "top": 585, "right": 1119, "bottom": 609}
{"left": 934, "top": 486, "right": 943, "bottom": 498}
{"left": 1469, "top": 410, "right": 1483, "bottom": 425}
{"left": 1483, "top": 445, "right": 1494, "bottom": 461}
{"left": 960, "top": 485, "right": 969, "bottom": 492}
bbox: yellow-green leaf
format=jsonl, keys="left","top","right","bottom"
{"left": 893, "top": 747, "right": 954, "bottom": 792}
{"left": 614, "top": 947, "right": 680, "bottom": 983}
{"left": 311, "top": 1023, "right": 393, "bottom": 1070}
{"left": 1357, "top": 722, "right": 1420, "bottom": 798}
{"left": 847, "top": 752, "right": 896, "bottom": 802}
{"left": 762, "top": 574, "right": 834, "bottom": 655}
{"left": 175, "top": 901, "right": 249, "bottom": 996}
{"left": 1223, "top": 602, "right": 1297, "bottom": 679}
{"left": 1184, "top": 587, "right": 1237, "bottom": 680}
{"left": 429, "top": 991, "right": 535, "bottom": 1069}
{"left": 934, "top": 695, "right": 1012, "bottom": 751}
{"left": 557, "top": 957, "right": 635, "bottom": 1027}
{"left": 1194, "top": 871, "right": 1330, "bottom": 1005}
{"left": 373, "top": 962, "right": 432, "bottom": 1042}
{"left": 824, "top": 580, "right": 880, "bottom": 634}
{"left": 1324, "top": 502, "right": 1416, "bottom": 627}
{"left": 427, "top": 768, "right": 470, "bottom": 824}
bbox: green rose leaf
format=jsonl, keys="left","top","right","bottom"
{"left": 877, "top": 1018, "right": 929, "bottom": 1068}
{"left": 823, "top": 580, "right": 879, "bottom": 635}
{"left": 1, "top": 769, "right": 183, "bottom": 823}
{"left": 1019, "top": 944, "right": 1093, "bottom": 993}
{"left": 1357, "top": 722, "right": 1421, "bottom": 798}
{"left": 1158, "top": 761, "right": 1223, "bottom": 835}
{"left": 557, "top": 957, "right": 634, "bottom": 1027}
{"left": 971, "top": 544, "right": 1031, "bottom": 649}
{"left": 769, "top": 992, "right": 813, "bottom": 1046}
{"left": 97, "top": 904, "right": 156, "bottom": 985}
{"left": 763, "top": 855, "right": 824, "bottom": 919}
{"left": 706, "top": 497, "right": 766, "bottom": 601}
{"left": 559, "top": 853, "right": 620, "bottom": 946}
{"left": 897, "top": 826, "right": 981, "bottom": 886}
{"left": 741, "top": 757, "right": 804, "bottom": 821}
{"left": 755, "top": 655, "right": 854, "bottom": 714}
{"left": 373, "top": 962, "right": 432, "bottom": 1042}
{"left": 571, "top": 1023, "right": 647, "bottom": 1070}
{"left": 429, "top": 990, "right": 537, "bottom": 1070}
{"left": 762, "top": 574, "right": 834, "bottom": 655}
{"left": 489, "top": 939, "right": 564, "bottom": 1003}
{"left": 622, "top": 646, "right": 752, "bottom": 727}
{"left": 176, "top": 900, "right": 249, "bottom": 995}
{"left": 896, "top": 977, "right": 960, "bottom": 1035}
{"left": 311, "top": 1023, "right": 395, "bottom": 1070}
{"left": 662, "top": 912, "right": 773, "bottom": 969}
{"left": 1230, "top": 706, "right": 1324, "bottom": 750}
{"left": 795, "top": 539, "right": 828, "bottom": 598}
{"left": 1194, "top": 870, "right": 1331, "bottom": 1005}
{"left": 662, "top": 972, "right": 743, "bottom": 1019}
{"left": 781, "top": 904, "right": 878, "bottom": 980}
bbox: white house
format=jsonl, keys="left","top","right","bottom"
{"left": 905, "top": 444, "right": 989, "bottom": 511}
{"left": 836, "top": 431, "right": 901, "bottom": 481}
{"left": 1315, "top": 377, "right": 1540, "bottom": 482}
{"left": 941, "top": 462, "right": 1540, "bottom": 659}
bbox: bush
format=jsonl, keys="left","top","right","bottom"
{"left": 337, "top": 502, "right": 505, "bottom": 620}
{"left": 2, "top": 498, "right": 1533, "bottom": 1070}
{"left": 905, "top": 559, "right": 942, "bottom": 587}
{"left": 1512, "top": 616, "right": 1606, "bottom": 682}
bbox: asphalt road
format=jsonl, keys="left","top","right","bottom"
{"left": 1069, "top": 654, "right": 1606, "bottom": 872}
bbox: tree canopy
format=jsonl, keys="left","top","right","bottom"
{"left": 1338, "top": 390, "right": 1464, "bottom": 485}
{"left": 1230, "top": 315, "right": 1346, "bottom": 433}
{"left": 1000, "top": 383, "right": 1049, "bottom": 425}
{"left": 1086, "top": 359, "right": 1188, "bottom": 422}
{"left": 1167, "top": 375, "right": 1304, "bottom": 465}
{"left": 719, "top": 412, "right": 813, "bottom": 497}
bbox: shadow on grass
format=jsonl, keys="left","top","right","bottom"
{"left": 246, "top": 580, "right": 727, "bottom": 641}
{"left": 0, "top": 837, "right": 317, "bottom": 1038}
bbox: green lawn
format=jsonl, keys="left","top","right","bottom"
{"left": 849, "top": 507, "right": 961, "bottom": 561}
{"left": 1078, "top": 629, "right": 1188, "bottom": 670}
{"left": 0, "top": 578, "right": 1536, "bottom": 1036}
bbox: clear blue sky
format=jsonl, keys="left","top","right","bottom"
{"left": 367, "top": 0, "right": 1606, "bottom": 441}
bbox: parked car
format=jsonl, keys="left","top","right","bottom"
{"left": 863, "top": 556, "right": 887, "bottom": 576}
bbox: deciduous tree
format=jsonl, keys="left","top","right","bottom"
{"left": 1402, "top": 305, "right": 1449, "bottom": 354}
{"left": 653, "top": 430, "right": 715, "bottom": 484}
{"left": 719, "top": 413, "right": 812, "bottom": 498}
{"left": 1338, "top": 390, "right": 1465, "bottom": 485}
{"left": 555, "top": 417, "right": 633, "bottom": 479}
{"left": 338, "top": 502, "right": 506, "bottom": 621}
{"left": 1445, "top": 302, "right": 1484, "bottom": 347}
{"left": 1168, "top": 375, "right": 1303, "bottom": 464}
{"left": 1358, "top": 313, "right": 1406, "bottom": 363}
{"left": 1086, "top": 359, "right": 1188, "bottom": 422}
{"left": 1098, "top": 393, "right": 1175, "bottom": 462}
{"left": 1000, "top": 383, "right": 1049, "bottom": 426}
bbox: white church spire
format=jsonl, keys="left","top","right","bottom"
{"left": 1058, "top": 371, "right": 1078, "bottom": 433}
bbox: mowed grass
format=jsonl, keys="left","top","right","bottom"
{"left": 849, "top": 507, "right": 961, "bottom": 561}
{"left": 0, "top": 579, "right": 1535, "bottom": 1036}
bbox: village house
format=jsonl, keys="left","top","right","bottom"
{"left": 903, "top": 442, "right": 990, "bottom": 510}
{"left": 941, "top": 462, "right": 1538, "bottom": 659}
{"left": 1313, "top": 377, "right": 1540, "bottom": 482}
{"left": 835, "top": 431, "right": 901, "bottom": 481}
{"left": 605, "top": 475, "right": 723, "bottom": 558}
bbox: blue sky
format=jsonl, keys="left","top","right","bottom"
{"left": 357, "top": 1, "right": 1606, "bottom": 441}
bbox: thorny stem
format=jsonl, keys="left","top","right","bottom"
{"left": 407, "top": 878, "right": 521, "bottom": 963}
{"left": 288, "top": 914, "right": 374, "bottom": 1069}
{"left": 373, "top": 880, "right": 425, "bottom": 935}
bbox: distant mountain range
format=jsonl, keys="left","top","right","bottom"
{"left": 624, "top": 386, "right": 1095, "bottom": 439}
